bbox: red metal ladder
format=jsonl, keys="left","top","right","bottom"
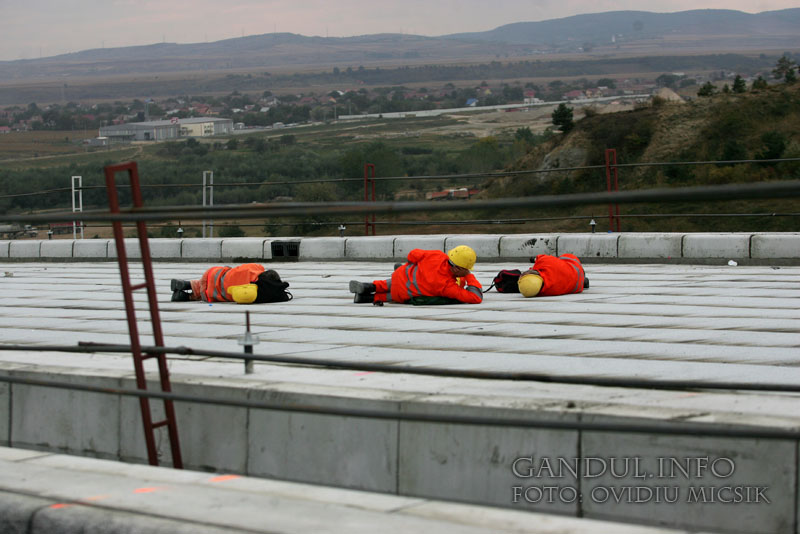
{"left": 104, "top": 161, "right": 183, "bottom": 468}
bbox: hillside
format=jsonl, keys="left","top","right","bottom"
{"left": 486, "top": 83, "right": 800, "bottom": 232}
{"left": 0, "top": 9, "right": 798, "bottom": 83}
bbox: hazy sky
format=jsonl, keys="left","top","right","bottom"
{"left": 1, "top": 0, "right": 797, "bottom": 61}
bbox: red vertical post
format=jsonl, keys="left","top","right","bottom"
{"left": 364, "top": 163, "right": 376, "bottom": 236}
{"left": 604, "top": 149, "right": 621, "bottom": 232}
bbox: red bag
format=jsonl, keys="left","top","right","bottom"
{"left": 486, "top": 269, "right": 522, "bottom": 293}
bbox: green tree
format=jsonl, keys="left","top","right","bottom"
{"left": 697, "top": 82, "right": 716, "bottom": 97}
{"left": 751, "top": 76, "right": 769, "bottom": 91}
{"left": 551, "top": 103, "right": 574, "bottom": 133}
{"left": 757, "top": 131, "right": 787, "bottom": 160}
{"left": 773, "top": 55, "right": 798, "bottom": 83}
{"left": 514, "top": 127, "right": 535, "bottom": 144}
{"left": 732, "top": 75, "right": 747, "bottom": 93}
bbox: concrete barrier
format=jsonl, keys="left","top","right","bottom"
{"left": 2, "top": 233, "right": 799, "bottom": 263}
{"left": 181, "top": 238, "right": 223, "bottom": 260}
{"left": 39, "top": 240, "right": 74, "bottom": 258}
{"left": 751, "top": 233, "right": 800, "bottom": 259}
{"left": 394, "top": 236, "right": 447, "bottom": 259}
{"left": 345, "top": 237, "right": 395, "bottom": 260}
{"left": 618, "top": 233, "right": 683, "bottom": 259}
{"left": 499, "top": 235, "right": 558, "bottom": 260}
{"left": 682, "top": 234, "right": 751, "bottom": 259}
{"left": 73, "top": 240, "right": 110, "bottom": 259}
{"left": 557, "top": 234, "right": 618, "bottom": 258}
{"left": 9, "top": 241, "right": 41, "bottom": 258}
{"left": 299, "top": 237, "right": 345, "bottom": 259}
{"left": 221, "top": 238, "right": 268, "bottom": 260}
{"left": 444, "top": 235, "right": 502, "bottom": 260}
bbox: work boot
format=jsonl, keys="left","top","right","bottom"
{"left": 353, "top": 292, "right": 375, "bottom": 304}
{"left": 171, "top": 290, "right": 191, "bottom": 302}
{"left": 171, "top": 279, "right": 192, "bottom": 291}
{"left": 584, "top": 277, "right": 590, "bottom": 289}
{"left": 349, "top": 280, "right": 376, "bottom": 294}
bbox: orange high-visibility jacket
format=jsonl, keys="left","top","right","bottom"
{"left": 201, "top": 263, "right": 265, "bottom": 302}
{"left": 531, "top": 254, "right": 585, "bottom": 296}
{"left": 391, "top": 249, "right": 483, "bottom": 304}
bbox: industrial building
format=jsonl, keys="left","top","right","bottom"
{"left": 99, "top": 117, "right": 234, "bottom": 143}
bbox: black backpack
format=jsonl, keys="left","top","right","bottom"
{"left": 254, "top": 270, "right": 293, "bottom": 303}
{"left": 484, "top": 269, "right": 522, "bottom": 293}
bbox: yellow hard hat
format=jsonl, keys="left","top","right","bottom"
{"left": 447, "top": 245, "right": 476, "bottom": 270}
{"left": 518, "top": 273, "right": 543, "bottom": 297}
{"left": 227, "top": 284, "right": 258, "bottom": 304}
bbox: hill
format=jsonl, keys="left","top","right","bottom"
{"left": 0, "top": 9, "right": 798, "bottom": 83}
{"left": 485, "top": 83, "right": 800, "bottom": 232}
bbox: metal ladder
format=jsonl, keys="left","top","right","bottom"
{"left": 104, "top": 161, "right": 183, "bottom": 468}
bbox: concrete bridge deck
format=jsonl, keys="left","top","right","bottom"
{"left": 1, "top": 235, "right": 799, "bottom": 533}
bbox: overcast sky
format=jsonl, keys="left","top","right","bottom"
{"left": 1, "top": 0, "right": 796, "bottom": 61}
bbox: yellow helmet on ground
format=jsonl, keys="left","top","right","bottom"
{"left": 518, "top": 274, "right": 544, "bottom": 298}
{"left": 227, "top": 284, "right": 258, "bottom": 304}
{"left": 447, "top": 245, "right": 477, "bottom": 270}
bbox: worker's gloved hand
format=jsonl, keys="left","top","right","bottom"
{"left": 466, "top": 286, "right": 482, "bottom": 298}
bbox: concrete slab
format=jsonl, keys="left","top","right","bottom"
{"left": 557, "top": 234, "right": 618, "bottom": 258}
{"left": 499, "top": 235, "right": 558, "bottom": 260}
{"left": 221, "top": 238, "right": 268, "bottom": 260}
{"left": 345, "top": 236, "right": 395, "bottom": 259}
{"left": 73, "top": 239, "right": 109, "bottom": 259}
{"left": 618, "top": 233, "right": 683, "bottom": 259}
{"left": 0, "top": 258, "right": 798, "bottom": 534}
{"left": 751, "top": 233, "right": 800, "bottom": 259}
{"left": 0, "top": 241, "right": 9, "bottom": 258}
{"left": 682, "top": 233, "right": 751, "bottom": 259}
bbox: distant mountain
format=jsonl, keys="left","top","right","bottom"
{"left": 0, "top": 9, "right": 797, "bottom": 86}
{"left": 446, "top": 9, "right": 800, "bottom": 46}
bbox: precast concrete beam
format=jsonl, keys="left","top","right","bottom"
{"left": 221, "top": 238, "right": 268, "bottom": 261}
{"left": 73, "top": 240, "right": 109, "bottom": 259}
{"left": 345, "top": 236, "right": 395, "bottom": 259}
{"left": 299, "top": 237, "right": 345, "bottom": 259}
{"left": 682, "top": 233, "right": 751, "bottom": 259}
{"left": 499, "top": 235, "right": 558, "bottom": 260}
{"left": 618, "top": 233, "right": 683, "bottom": 259}
{"left": 751, "top": 233, "right": 800, "bottom": 259}
{"left": 9, "top": 241, "right": 41, "bottom": 259}
{"left": 557, "top": 234, "right": 618, "bottom": 258}
{"left": 444, "top": 235, "right": 502, "bottom": 260}
{"left": 394, "top": 236, "right": 447, "bottom": 259}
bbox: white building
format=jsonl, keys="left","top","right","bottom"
{"left": 100, "top": 117, "right": 234, "bottom": 143}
